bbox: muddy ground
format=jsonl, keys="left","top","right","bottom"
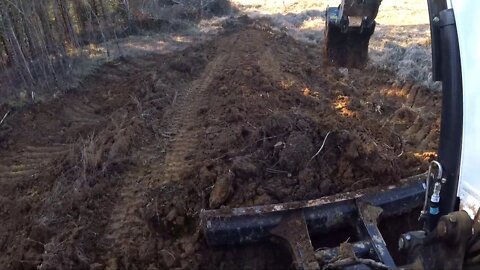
{"left": 0, "top": 18, "right": 440, "bottom": 269}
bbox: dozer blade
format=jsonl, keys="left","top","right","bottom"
{"left": 201, "top": 174, "right": 426, "bottom": 269}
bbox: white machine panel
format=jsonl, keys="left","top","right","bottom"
{"left": 451, "top": 0, "right": 480, "bottom": 217}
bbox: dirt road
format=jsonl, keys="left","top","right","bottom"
{"left": 0, "top": 18, "right": 440, "bottom": 269}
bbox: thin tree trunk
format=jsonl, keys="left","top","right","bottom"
{"left": 8, "top": 23, "right": 35, "bottom": 88}
{"left": 31, "top": 10, "right": 57, "bottom": 88}
{"left": 0, "top": 2, "right": 35, "bottom": 91}
{"left": 98, "top": 0, "right": 108, "bottom": 22}
{"left": 34, "top": 1, "right": 56, "bottom": 53}
{"left": 55, "top": 0, "right": 79, "bottom": 48}
{"left": 86, "top": 0, "right": 110, "bottom": 57}
{"left": 121, "top": 0, "right": 136, "bottom": 33}
{"left": 89, "top": 0, "right": 100, "bottom": 19}
{"left": 74, "top": 0, "right": 89, "bottom": 43}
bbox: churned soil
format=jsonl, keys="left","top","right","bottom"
{"left": 0, "top": 18, "right": 440, "bottom": 269}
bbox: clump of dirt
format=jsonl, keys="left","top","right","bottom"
{"left": 0, "top": 18, "right": 441, "bottom": 269}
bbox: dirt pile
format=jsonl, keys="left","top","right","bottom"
{"left": 0, "top": 19, "right": 440, "bottom": 269}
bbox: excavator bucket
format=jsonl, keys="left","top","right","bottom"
{"left": 325, "top": 14, "right": 376, "bottom": 68}
{"left": 324, "top": 0, "right": 381, "bottom": 68}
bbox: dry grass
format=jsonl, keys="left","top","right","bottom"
{"left": 231, "top": 0, "right": 428, "bottom": 25}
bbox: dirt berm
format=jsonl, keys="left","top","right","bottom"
{"left": 0, "top": 18, "right": 440, "bottom": 269}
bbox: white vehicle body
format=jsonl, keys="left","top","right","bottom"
{"left": 450, "top": 0, "right": 480, "bottom": 218}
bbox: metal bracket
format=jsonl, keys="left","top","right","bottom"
{"left": 270, "top": 210, "right": 319, "bottom": 270}
{"left": 357, "top": 201, "right": 396, "bottom": 267}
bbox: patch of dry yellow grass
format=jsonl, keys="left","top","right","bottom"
{"left": 231, "top": 0, "right": 428, "bottom": 26}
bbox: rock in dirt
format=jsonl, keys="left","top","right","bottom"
{"left": 279, "top": 132, "right": 314, "bottom": 172}
{"left": 166, "top": 208, "right": 178, "bottom": 222}
{"left": 209, "top": 171, "right": 234, "bottom": 208}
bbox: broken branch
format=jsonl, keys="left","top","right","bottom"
{"left": 0, "top": 110, "right": 11, "bottom": 126}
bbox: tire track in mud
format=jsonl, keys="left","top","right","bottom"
{"left": 160, "top": 54, "right": 227, "bottom": 185}
{"left": 258, "top": 47, "right": 285, "bottom": 83}
{"left": 62, "top": 100, "right": 103, "bottom": 125}
{"left": 99, "top": 53, "right": 228, "bottom": 264}
{"left": 0, "top": 144, "right": 69, "bottom": 183}
{"left": 0, "top": 52, "right": 187, "bottom": 268}
{"left": 0, "top": 100, "right": 105, "bottom": 184}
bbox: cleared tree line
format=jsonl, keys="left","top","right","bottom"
{"left": 0, "top": 0, "right": 221, "bottom": 102}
